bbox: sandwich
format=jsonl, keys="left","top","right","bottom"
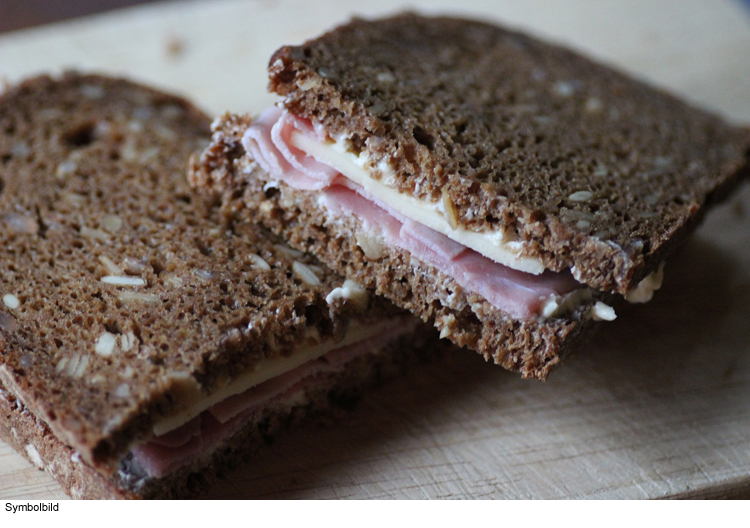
{"left": 190, "top": 13, "right": 750, "bottom": 380}
{"left": 0, "top": 73, "right": 437, "bottom": 499}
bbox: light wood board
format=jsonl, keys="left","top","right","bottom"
{"left": 1, "top": 0, "right": 750, "bottom": 499}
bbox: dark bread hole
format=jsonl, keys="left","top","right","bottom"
{"left": 529, "top": 209, "right": 545, "bottom": 222}
{"left": 457, "top": 306, "right": 482, "bottom": 332}
{"left": 497, "top": 139, "right": 511, "bottom": 154}
{"left": 195, "top": 238, "right": 211, "bottom": 256}
{"left": 0, "top": 176, "right": 4, "bottom": 195}
{"left": 469, "top": 147, "right": 485, "bottom": 168}
{"left": 304, "top": 303, "right": 323, "bottom": 327}
{"left": 293, "top": 298, "right": 307, "bottom": 317}
{"left": 151, "top": 258, "right": 165, "bottom": 276}
{"left": 64, "top": 122, "right": 96, "bottom": 148}
{"left": 328, "top": 386, "right": 363, "bottom": 412}
{"left": 276, "top": 67, "right": 297, "bottom": 84}
{"left": 413, "top": 126, "right": 435, "bottom": 151}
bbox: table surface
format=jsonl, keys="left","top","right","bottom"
{"left": 1, "top": 0, "right": 750, "bottom": 499}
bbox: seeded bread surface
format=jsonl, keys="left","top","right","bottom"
{"left": 0, "top": 73, "right": 403, "bottom": 472}
{"left": 191, "top": 114, "right": 599, "bottom": 380}
{"left": 267, "top": 13, "right": 750, "bottom": 295}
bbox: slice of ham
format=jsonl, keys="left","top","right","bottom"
{"left": 401, "top": 219, "right": 467, "bottom": 263}
{"left": 244, "top": 107, "right": 337, "bottom": 190}
{"left": 320, "top": 184, "right": 403, "bottom": 241}
{"left": 131, "top": 359, "right": 340, "bottom": 479}
{"left": 243, "top": 109, "right": 581, "bottom": 319}
{"left": 131, "top": 411, "right": 254, "bottom": 480}
{"left": 130, "top": 319, "right": 411, "bottom": 479}
{"left": 322, "top": 185, "right": 576, "bottom": 318}
{"left": 208, "top": 328, "right": 398, "bottom": 425}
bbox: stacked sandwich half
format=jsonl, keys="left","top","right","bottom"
{"left": 190, "top": 14, "right": 750, "bottom": 380}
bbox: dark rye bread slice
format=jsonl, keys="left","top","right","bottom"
{"left": 1, "top": 330, "right": 432, "bottom": 499}
{"left": 0, "top": 72, "right": 412, "bottom": 484}
{"left": 265, "top": 13, "right": 750, "bottom": 295}
{"left": 191, "top": 114, "right": 596, "bottom": 380}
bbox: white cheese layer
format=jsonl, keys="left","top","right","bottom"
{"left": 289, "top": 131, "right": 546, "bottom": 275}
{"left": 152, "top": 318, "right": 409, "bottom": 436}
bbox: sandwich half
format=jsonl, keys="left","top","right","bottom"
{"left": 190, "top": 13, "right": 750, "bottom": 380}
{"left": 0, "top": 73, "right": 435, "bottom": 499}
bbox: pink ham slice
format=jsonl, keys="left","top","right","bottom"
{"left": 243, "top": 109, "right": 580, "bottom": 319}
{"left": 131, "top": 412, "right": 251, "bottom": 480}
{"left": 130, "top": 321, "right": 409, "bottom": 479}
{"left": 131, "top": 357, "right": 342, "bottom": 479}
{"left": 208, "top": 332, "right": 388, "bottom": 425}
{"left": 244, "top": 107, "right": 337, "bottom": 190}
{"left": 322, "top": 185, "right": 576, "bottom": 318}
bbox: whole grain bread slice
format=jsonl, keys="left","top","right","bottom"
{"left": 0, "top": 72, "right": 421, "bottom": 489}
{"left": 265, "top": 13, "right": 750, "bottom": 295}
{"left": 1, "top": 328, "right": 433, "bottom": 499}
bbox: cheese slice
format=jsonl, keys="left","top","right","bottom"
{"left": 289, "top": 131, "right": 546, "bottom": 274}
{"left": 153, "top": 317, "right": 411, "bottom": 436}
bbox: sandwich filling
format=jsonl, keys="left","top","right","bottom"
{"left": 244, "top": 107, "right": 587, "bottom": 320}
{"left": 128, "top": 316, "right": 413, "bottom": 479}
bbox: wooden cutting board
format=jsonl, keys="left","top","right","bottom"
{"left": 2, "top": 0, "right": 750, "bottom": 499}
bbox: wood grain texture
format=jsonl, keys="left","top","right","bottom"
{"left": 1, "top": 0, "right": 750, "bottom": 499}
